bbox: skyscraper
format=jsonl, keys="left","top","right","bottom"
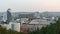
{"left": 6, "top": 8, "right": 12, "bottom": 24}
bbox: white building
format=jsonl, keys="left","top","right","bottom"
{"left": 29, "top": 19, "right": 52, "bottom": 30}
{"left": 20, "top": 18, "right": 29, "bottom": 24}
{"left": 3, "top": 22, "right": 20, "bottom": 32}
{"left": 3, "top": 14, "right": 7, "bottom": 21}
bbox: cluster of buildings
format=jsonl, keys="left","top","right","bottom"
{"left": 0, "top": 9, "right": 58, "bottom": 32}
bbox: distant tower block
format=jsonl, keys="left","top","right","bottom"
{"left": 6, "top": 8, "right": 12, "bottom": 24}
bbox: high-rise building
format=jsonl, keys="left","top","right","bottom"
{"left": 0, "top": 16, "right": 3, "bottom": 23}
{"left": 6, "top": 8, "right": 12, "bottom": 24}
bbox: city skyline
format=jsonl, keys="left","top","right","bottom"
{"left": 0, "top": 0, "right": 60, "bottom": 12}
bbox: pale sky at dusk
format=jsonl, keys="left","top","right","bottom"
{"left": 0, "top": 0, "right": 60, "bottom": 12}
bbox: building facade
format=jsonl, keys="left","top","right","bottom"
{"left": 6, "top": 9, "right": 12, "bottom": 24}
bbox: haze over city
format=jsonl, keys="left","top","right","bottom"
{"left": 0, "top": 0, "right": 60, "bottom": 34}
{"left": 0, "top": 0, "right": 60, "bottom": 12}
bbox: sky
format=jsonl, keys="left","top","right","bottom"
{"left": 0, "top": 0, "right": 60, "bottom": 12}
